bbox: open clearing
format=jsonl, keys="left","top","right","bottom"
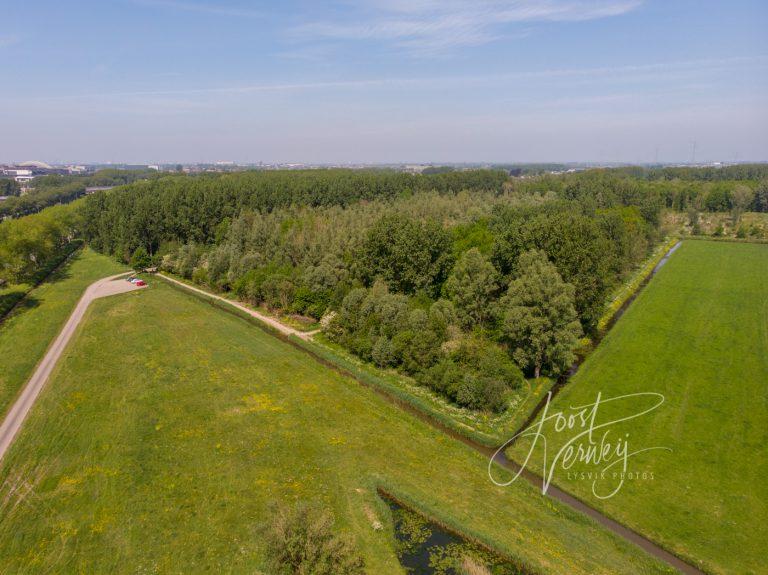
{"left": 0, "top": 280, "right": 669, "bottom": 574}
{"left": 509, "top": 240, "right": 768, "bottom": 574}
{"left": 0, "top": 249, "right": 126, "bottom": 417}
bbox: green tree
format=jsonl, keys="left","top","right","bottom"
{"left": 444, "top": 248, "right": 499, "bottom": 328}
{"left": 492, "top": 208, "right": 613, "bottom": 330}
{"left": 731, "top": 184, "right": 755, "bottom": 225}
{"left": 359, "top": 214, "right": 453, "bottom": 296}
{"left": 130, "top": 246, "right": 151, "bottom": 271}
{"left": 500, "top": 250, "right": 582, "bottom": 378}
{"left": 704, "top": 187, "right": 731, "bottom": 212}
{"left": 686, "top": 206, "right": 700, "bottom": 234}
{"left": 754, "top": 180, "right": 768, "bottom": 213}
{"left": 0, "top": 179, "right": 21, "bottom": 197}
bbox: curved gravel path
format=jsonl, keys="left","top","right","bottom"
{"left": 0, "top": 273, "right": 144, "bottom": 462}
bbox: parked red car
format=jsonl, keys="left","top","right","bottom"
{"left": 135, "top": 280, "right": 147, "bottom": 287}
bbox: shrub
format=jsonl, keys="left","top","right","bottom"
{"left": 291, "top": 285, "right": 331, "bottom": 318}
{"left": 264, "top": 503, "right": 365, "bottom": 575}
{"left": 261, "top": 275, "right": 296, "bottom": 309}
{"left": 371, "top": 335, "right": 397, "bottom": 368}
{"left": 418, "top": 339, "right": 523, "bottom": 412}
{"left": 129, "top": 246, "right": 151, "bottom": 271}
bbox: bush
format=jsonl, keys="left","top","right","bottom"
{"left": 417, "top": 339, "right": 523, "bottom": 412}
{"left": 455, "top": 374, "right": 507, "bottom": 412}
{"left": 264, "top": 503, "right": 365, "bottom": 575}
{"left": 130, "top": 246, "right": 151, "bottom": 271}
{"left": 371, "top": 335, "right": 397, "bottom": 368}
{"left": 330, "top": 283, "right": 523, "bottom": 412}
{"left": 292, "top": 285, "right": 332, "bottom": 319}
{"left": 262, "top": 275, "right": 296, "bottom": 310}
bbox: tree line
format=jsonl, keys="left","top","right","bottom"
{"left": 0, "top": 169, "right": 157, "bottom": 219}
{"left": 81, "top": 169, "right": 509, "bottom": 259}
{"left": 79, "top": 168, "right": 665, "bottom": 412}
{"left": 612, "top": 163, "right": 768, "bottom": 182}
{"left": 0, "top": 202, "right": 82, "bottom": 286}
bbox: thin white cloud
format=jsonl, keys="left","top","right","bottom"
{"left": 0, "top": 35, "right": 21, "bottom": 49}
{"left": 132, "top": 0, "right": 262, "bottom": 18}
{"left": 9, "top": 55, "right": 765, "bottom": 104}
{"left": 295, "top": 0, "right": 642, "bottom": 55}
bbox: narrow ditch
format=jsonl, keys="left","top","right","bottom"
{"left": 380, "top": 490, "right": 530, "bottom": 575}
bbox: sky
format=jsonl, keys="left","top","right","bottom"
{"left": 1, "top": 0, "right": 766, "bottom": 164}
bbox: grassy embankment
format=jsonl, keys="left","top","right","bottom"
{"left": 0, "top": 248, "right": 127, "bottom": 416}
{"left": 0, "top": 279, "right": 672, "bottom": 574}
{"left": 509, "top": 240, "right": 768, "bottom": 574}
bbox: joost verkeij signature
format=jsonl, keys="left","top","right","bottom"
{"left": 488, "top": 391, "right": 672, "bottom": 499}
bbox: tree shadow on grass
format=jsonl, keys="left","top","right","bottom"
{"left": 0, "top": 293, "right": 41, "bottom": 327}
{"left": 0, "top": 249, "right": 79, "bottom": 327}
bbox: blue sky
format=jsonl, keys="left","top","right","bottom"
{"left": 1, "top": 0, "right": 766, "bottom": 164}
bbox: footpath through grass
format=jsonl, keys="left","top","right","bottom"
{"left": 0, "top": 280, "right": 671, "bottom": 574}
{"left": 509, "top": 240, "right": 768, "bottom": 574}
{"left": 0, "top": 248, "right": 126, "bottom": 416}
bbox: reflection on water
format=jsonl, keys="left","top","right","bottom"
{"left": 386, "top": 498, "right": 526, "bottom": 575}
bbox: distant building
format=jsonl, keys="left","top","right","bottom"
{"left": 17, "top": 160, "right": 53, "bottom": 170}
{"left": 3, "top": 168, "right": 32, "bottom": 177}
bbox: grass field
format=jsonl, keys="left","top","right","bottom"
{"left": 0, "top": 248, "right": 126, "bottom": 416}
{"left": 509, "top": 240, "right": 768, "bottom": 574}
{"left": 0, "top": 280, "right": 671, "bottom": 574}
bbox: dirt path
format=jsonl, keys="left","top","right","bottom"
{"left": 157, "top": 273, "right": 317, "bottom": 339}
{"left": 0, "top": 273, "right": 144, "bottom": 462}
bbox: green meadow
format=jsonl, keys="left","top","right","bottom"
{"left": 0, "top": 248, "right": 126, "bottom": 416}
{"left": 0, "top": 280, "right": 669, "bottom": 574}
{"left": 509, "top": 240, "right": 768, "bottom": 574}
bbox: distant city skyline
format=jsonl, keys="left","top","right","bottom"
{"left": 1, "top": 1, "right": 766, "bottom": 164}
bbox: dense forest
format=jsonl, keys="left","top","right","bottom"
{"left": 611, "top": 163, "right": 768, "bottom": 182}
{"left": 77, "top": 168, "right": 662, "bottom": 411}
{"left": 3, "top": 166, "right": 766, "bottom": 412}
